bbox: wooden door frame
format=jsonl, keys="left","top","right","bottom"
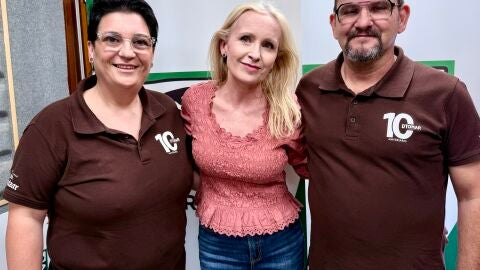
{"left": 63, "top": 0, "right": 90, "bottom": 94}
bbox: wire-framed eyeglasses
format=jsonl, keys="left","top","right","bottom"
{"left": 96, "top": 32, "right": 156, "bottom": 53}
{"left": 335, "top": 0, "right": 399, "bottom": 24}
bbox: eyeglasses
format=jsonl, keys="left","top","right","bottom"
{"left": 335, "top": 0, "right": 399, "bottom": 24}
{"left": 96, "top": 32, "right": 156, "bottom": 53}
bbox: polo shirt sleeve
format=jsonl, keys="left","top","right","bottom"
{"left": 3, "top": 123, "right": 65, "bottom": 210}
{"left": 445, "top": 80, "right": 480, "bottom": 166}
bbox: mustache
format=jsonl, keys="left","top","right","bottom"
{"left": 347, "top": 28, "right": 381, "bottom": 42}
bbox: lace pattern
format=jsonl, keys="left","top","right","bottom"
{"left": 182, "top": 81, "right": 305, "bottom": 237}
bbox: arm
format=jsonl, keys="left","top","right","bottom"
{"left": 192, "top": 171, "right": 201, "bottom": 191}
{"left": 450, "top": 160, "right": 480, "bottom": 269}
{"left": 181, "top": 88, "right": 201, "bottom": 190}
{"left": 287, "top": 145, "right": 308, "bottom": 179}
{"left": 6, "top": 203, "right": 47, "bottom": 270}
{"left": 286, "top": 125, "right": 309, "bottom": 179}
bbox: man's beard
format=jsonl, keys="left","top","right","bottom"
{"left": 344, "top": 28, "right": 384, "bottom": 62}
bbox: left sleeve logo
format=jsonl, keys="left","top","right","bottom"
{"left": 7, "top": 171, "right": 19, "bottom": 191}
{"left": 383, "top": 113, "right": 422, "bottom": 142}
{"left": 155, "top": 131, "right": 180, "bottom": 154}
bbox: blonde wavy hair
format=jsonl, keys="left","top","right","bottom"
{"left": 209, "top": 1, "right": 301, "bottom": 139}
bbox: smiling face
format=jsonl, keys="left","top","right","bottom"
{"left": 88, "top": 12, "right": 154, "bottom": 91}
{"left": 220, "top": 11, "right": 281, "bottom": 88}
{"left": 330, "top": 0, "right": 409, "bottom": 63}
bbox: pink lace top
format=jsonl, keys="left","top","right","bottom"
{"left": 181, "top": 81, "right": 308, "bottom": 237}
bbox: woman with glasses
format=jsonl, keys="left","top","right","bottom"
{"left": 181, "top": 2, "right": 308, "bottom": 269}
{"left": 4, "top": 0, "right": 192, "bottom": 269}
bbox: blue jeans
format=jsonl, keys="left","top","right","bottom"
{"left": 198, "top": 219, "right": 305, "bottom": 270}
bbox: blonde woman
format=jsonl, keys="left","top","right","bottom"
{"left": 181, "top": 2, "right": 308, "bottom": 269}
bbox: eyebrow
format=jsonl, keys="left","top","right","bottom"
{"left": 100, "top": 31, "right": 151, "bottom": 37}
{"left": 263, "top": 38, "right": 279, "bottom": 46}
{"left": 238, "top": 31, "right": 279, "bottom": 42}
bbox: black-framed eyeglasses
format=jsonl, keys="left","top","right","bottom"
{"left": 96, "top": 32, "right": 156, "bottom": 53}
{"left": 335, "top": 0, "right": 399, "bottom": 24}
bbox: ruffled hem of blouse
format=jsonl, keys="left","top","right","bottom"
{"left": 196, "top": 197, "right": 302, "bottom": 237}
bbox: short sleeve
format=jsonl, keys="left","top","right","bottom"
{"left": 445, "top": 80, "right": 480, "bottom": 166}
{"left": 3, "top": 124, "right": 65, "bottom": 209}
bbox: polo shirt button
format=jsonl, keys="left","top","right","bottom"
{"left": 350, "top": 117, "right": 356, "bottom": 123}
{"left": 352, "top": 100, "right": 358, "bottom": 105}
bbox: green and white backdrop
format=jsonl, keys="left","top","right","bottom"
{"left": 0, "top": 1, "right": 479, "bottom": 269}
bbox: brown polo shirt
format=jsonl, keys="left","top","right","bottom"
{"left": 4, "top": 76, "right": 193, "bottom": 270}
{"left": 297, "top": 47, "right": 480, "bottom": 269}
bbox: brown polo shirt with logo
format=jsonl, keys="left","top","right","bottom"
{"left": 297, "top": 47, "right": 480, "bottom": 270}
{"left": 4, "top": 76, "right": 193, "bottom": 270}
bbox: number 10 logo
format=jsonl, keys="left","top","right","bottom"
{"left": 155, "top": 131, "right": 179, "bottom": 153}
{"left": 383, "top": 113, "right": 415, "bottom": 140}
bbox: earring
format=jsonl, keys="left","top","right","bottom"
{"left": 221, "top": 53, "right": 227, "bottom": 64}
{"left": 89, "top": 57, "right": 95, "bottom": 75}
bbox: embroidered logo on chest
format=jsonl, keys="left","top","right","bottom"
{"left": 383, "top": 113, "right": 422, "bottom": 143}
{"left": 155, "top": 131, "right": 180, "bottom": 154}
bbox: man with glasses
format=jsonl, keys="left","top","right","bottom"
{"left": 297, "top": 0, "right": 480, "bottom": 269}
